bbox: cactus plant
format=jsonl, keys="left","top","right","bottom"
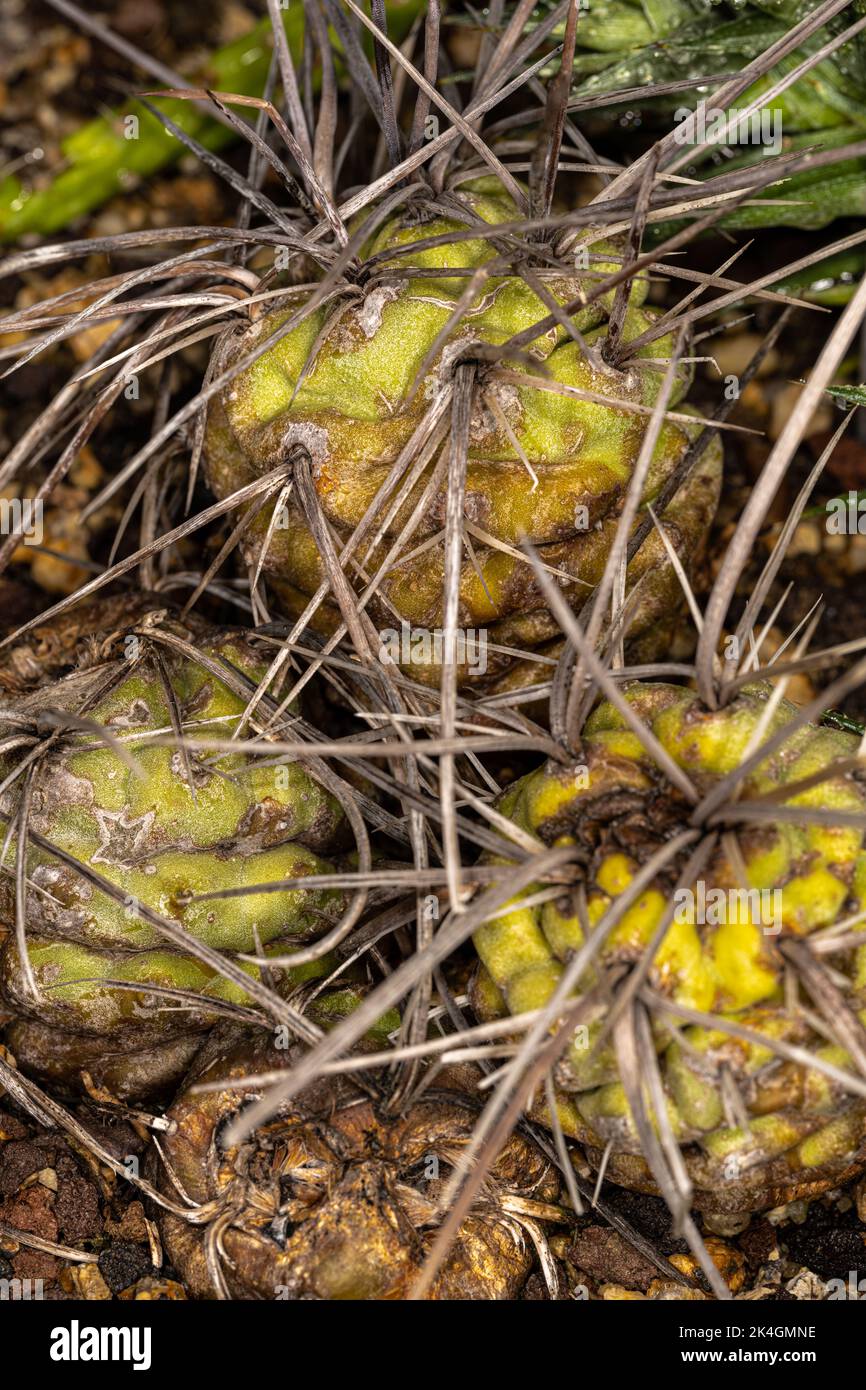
{"left": 204, "top": 182, "right": 722, "bottom": 688}
{"left": 6, "top": 0, "right": 866, "bottom": 1307}
{"left": 562, "top": 0, "right": 866, "bottom": 230}
{"left": 472, "top": 680, "right": 866, "bottom": 1219}
{"left": 157, "top": 1029, "right": 563, "bottom": 1300}
{"left": 0, "top": 603, "right": 354, "bottom": 1099}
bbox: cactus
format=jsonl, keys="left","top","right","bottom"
{"left": 157, "top": 1029, "right": 562, "bottom": 1300}
{"left": 563, "top": 0, "right": 866, "bottom": 230}
{"left": 569, "top": 1, "right": 866, "bottom": 126}
{"left": 204, "top": 181, "right": 722, "bottom": 688}
{"left": 472, "top": 681, "right": 866, "bottom": 1218}
{"left": 0, "top": 603, "right": 352, "bottom": 1098}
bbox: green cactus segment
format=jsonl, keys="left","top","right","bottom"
{"left": 567, "top": 0, "right": 866, "bottom": 122}
{"left": 472, "top": 682, "right": 866, "bottom": 1201}
{"left": 656, "top": 128, "right": 866, "bottom": 234}
{"left": 559, "top": 0, "right": 866, "bottom": 230}
{"left": 307, "top": 987, "right": 401, "bottom": 1047}
{"left": 0, "top": 623, "right": 348, "bottom": 1039}
{"left": 571, "top": 3, "right": 866, "bottom": 125}
{"left": 772, "top": 247, "right": 866, "bottom": 307}
{"left": 563, "top": 0, "right": 700, "bottom": 54}
{"left": 1, "top": 939, "right": 337, "bottom": 1038}
{"left": 205, "top": 184, "right": 721, "bottom": 685}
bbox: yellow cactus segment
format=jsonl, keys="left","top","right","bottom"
{"left": 471, "top": 964, "right": 508, "bottom": 1022}
{"left": 473, "top": 902, "right": 552, "bottom": 995}
{"left": 653, "top": 919, "right": 715, "bottom": 1012}
{"left": 803, "top": 1045, "right": 849, "bottom": 1113}
{"left": 742, "top": 827, "right": 795, "bottom": 891}
{"left": 507, "top": 961, "right": 565, "bottom": 1015}
{"left": 579, "top": 1079, "right": 632, "bottom": 1124}
{"left": 806, "top": 822, "right": 864, "bottom": 869}
{"left": 579, "top": 1077, "right": 688, "bottom": 1145}
{"left": 540, "top": 898, "right": 586, "bottom": 961}
{"left": 522, "top": 769, "right": 591, "bottom": 830}
{"left": 703, "top": 1113, "right": 804, "bottom": 1164}
{"left": 529, "top": 1084, "right": 587, "bottom": 1144}
{"left": 652, "top": 700, "right": 769, "bottom": 777}
{"left": 798, "top": 1111, "right": 863, "bottom": 1169}
{"left": 566, "top": 1020, "right": 619, "bottom": 1090}
{"left": 586, "top": 892, "right": 610, "bottom": 928}
{"left": 781, "top": 868, "right": 849, "bottom": 933}
{"left": 588, "top": 728, "right": 652, "bottom": 763}
{"left": 709, "top": 917, "right": 778, "bottom": 1010}
{"left": 666, "top": 1044, "right": 724, "bottom": 1133}
{"left": 608, "top": 887, "right": 665, "bottom": 952}
{"left": 596, "top": 852, "right": 635, "bottom": 896}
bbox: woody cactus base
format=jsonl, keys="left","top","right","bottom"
{"left": 157, "top": 1031, "right": 562, "bottom": 1300}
